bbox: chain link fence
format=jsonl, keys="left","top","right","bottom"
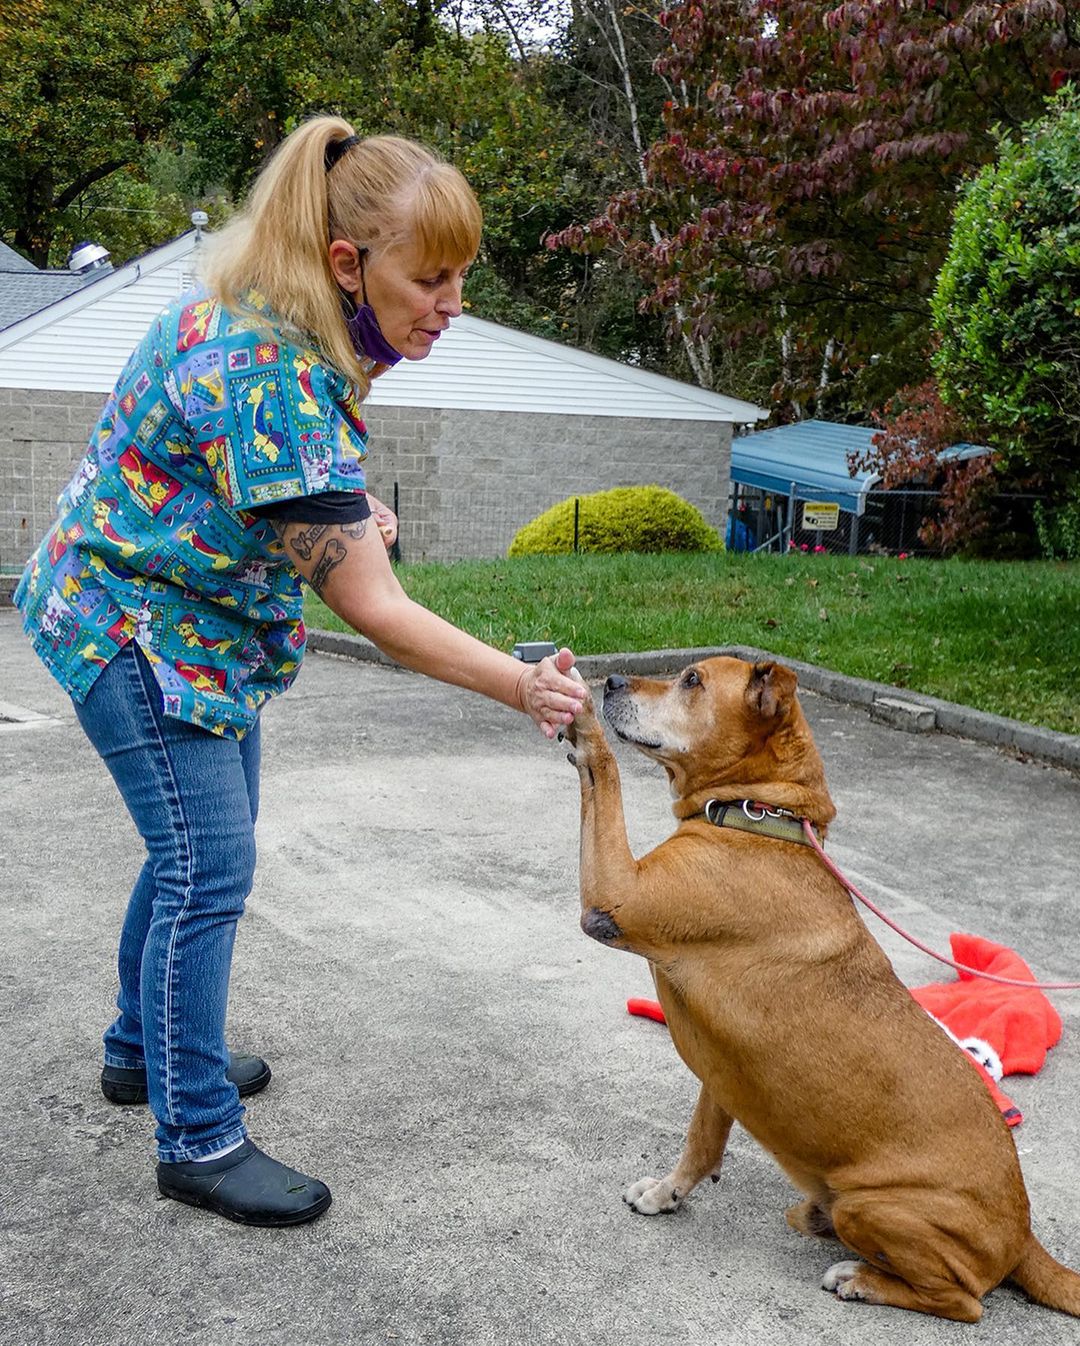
{"left": 725, "top": 485, "right": 1050, "bottom": 558}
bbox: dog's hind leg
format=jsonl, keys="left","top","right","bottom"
{"left": 624, "top": 1085, "right": 733, "bottom": 1215}
{"left": 822, "top": 1260, "right": 983, "bottom": 1322}
{"left": 823, "top": 1197, "right": 987, "bottom": 1322}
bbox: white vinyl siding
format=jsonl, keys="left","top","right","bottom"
{"left": 0, "top": 236, "right": 199, "bottom": 393}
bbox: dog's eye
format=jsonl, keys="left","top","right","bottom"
{"left": 682, "top": 669, "right": 701, "bottom": 688}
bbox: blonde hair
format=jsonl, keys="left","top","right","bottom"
{"left": 202, "top": 117, "right": 483, "bottom": 394}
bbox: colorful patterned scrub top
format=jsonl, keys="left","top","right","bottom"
{"left": 15, "top": 289, "right": 371, "bottom": 738}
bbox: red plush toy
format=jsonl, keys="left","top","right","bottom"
{"left": 627, "top": 933, "right": 1063, "bottom": 1128}
{"left": 910, "top": 933, "right": 1063, "bottom": 1127}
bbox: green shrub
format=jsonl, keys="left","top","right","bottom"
{"left": 508, "top": 485, "right": 724, "bottom": 556}
{"left": 1034, "top": 490, "right": 1080, "bottom": 561}
{"left": 931, "top": 88, "right": 1080, "bottom": 487}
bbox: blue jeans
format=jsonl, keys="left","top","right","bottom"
{"left": 73, "top": 642, "right": 260, "bottom": 1162}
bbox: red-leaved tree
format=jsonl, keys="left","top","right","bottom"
{"left": 549, "top": 0, "right": 1078, "bottom": 410}
{"left": 848, "top": 379, "right": 1046, "bottom": 555}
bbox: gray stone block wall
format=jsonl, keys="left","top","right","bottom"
{"left": 0, "top": 389, "right": 104, "bottom": 574}
{"left": 1, "top": 391, "right": 732, "bottom": 574}
{"left": 365, "top": 407, "right": 733, "bottom": 563}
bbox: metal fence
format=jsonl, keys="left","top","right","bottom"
{"left": 725, "top": 485, "right": 1050, "bottom": 558}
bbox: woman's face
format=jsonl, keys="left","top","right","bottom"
{"left": 331, "top": 238, "right": 470, "bottom": 361}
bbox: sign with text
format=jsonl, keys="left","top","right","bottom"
{"left": 802, "top": 501, "right": 840, "bottom": 531}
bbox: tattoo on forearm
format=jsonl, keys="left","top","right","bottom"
{"left": 310, "top": 538, "right": 347, "bottom": 593}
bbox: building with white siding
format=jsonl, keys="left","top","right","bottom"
{"left": 0, "top": 229, "right": 765, "bottom": 569}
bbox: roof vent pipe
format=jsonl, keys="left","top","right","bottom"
{"left": 68, "top": 241, "right": 112, "bottom": 275}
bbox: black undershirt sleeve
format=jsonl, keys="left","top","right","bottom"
{"left": 248, "top": 490, "right": 371, "bottom": 526}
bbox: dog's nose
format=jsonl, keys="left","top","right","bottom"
{"left": 606, "top": 674, "right": 629, "bottom": 692}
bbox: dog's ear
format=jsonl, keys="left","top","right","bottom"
{"left": 748, "top": 662, "right": 797, "bottom": 721}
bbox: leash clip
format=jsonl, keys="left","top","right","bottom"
{"left": 742, "top": 799, "right": 793, "bottom": 822}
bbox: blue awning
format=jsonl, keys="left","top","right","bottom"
{"left": 731, "top": 421, "right": 993, "bottom": 517}
{"left": 730, "top": 420, "right": 880, "bottom": 516}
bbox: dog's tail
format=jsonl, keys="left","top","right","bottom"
{"left": 1008, "top": 1234, "right": 1080, "bottom": 1316}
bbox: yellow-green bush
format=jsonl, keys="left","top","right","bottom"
{"left": 508, "top": 485, "right": 724, "bottom": 556}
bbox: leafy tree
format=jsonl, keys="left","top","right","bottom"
{"left": 370, "top": 29, "right": 610, "bottom": 342}
{"left": 0, "top": 0, "right": 438, "bottom": 264}
{"left": 551, "top": 0, "right": 1078, "bottom": 410}
{"left": 848, "top": 379, "right": 1016, "bottom": 556}
{"left": 932, "top": 89, "right": 1080, "bottom": 490}
{"left": 547, "top": 0, "right": 715, "bottom": 382}
{"left": 166, "top": 0, "right": 423, "bottom": 200}
{"left": 0, "top": 0, "right": 210, "bottom": 265}
{"left": 48, "top": 164, "right": 197, "bottom": 275}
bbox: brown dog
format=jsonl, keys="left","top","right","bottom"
{"left": 565, "top": 656, "right": 1080, "bottom": 1322}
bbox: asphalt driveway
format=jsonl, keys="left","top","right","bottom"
{"left": 1, "top": 607, "right": 1078, "bottom": 1346}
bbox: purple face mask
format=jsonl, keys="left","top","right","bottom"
{"left": 341, "top": 252, "right": 403, "bottom": 368}
{"left": 343, "top": 297, "right": 403, "bottom": 368}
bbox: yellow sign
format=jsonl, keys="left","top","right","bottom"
{"left": 802, "top": 501, "right": 840, "bottom": 531}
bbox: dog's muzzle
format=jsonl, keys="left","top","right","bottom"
{"left": 603, "top": 676, "right": 660, "bottom": 748}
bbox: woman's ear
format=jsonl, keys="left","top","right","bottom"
{"left": 328, "top": 240, "right": 363, "bottom": 295}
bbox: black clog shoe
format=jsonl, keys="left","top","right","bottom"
{"left": 157, "top": 1139, "right": 332, "bottom": 1226}
{"left": 101, "top": 1052, "right": 272, "bottom": 1106}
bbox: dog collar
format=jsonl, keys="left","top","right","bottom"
{"left": 695, "top": 799, "right": 819, "bottom": 847}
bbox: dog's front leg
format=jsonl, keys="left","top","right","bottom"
{"left": 624, "top": 1085, "right": 734, "bottom": 1215}
{"left": 565, "top": 686, "right": 646, "bottom": 954}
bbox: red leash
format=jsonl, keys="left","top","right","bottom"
{"left": 801, "top": 820, "right": 1080, "bottom": 991}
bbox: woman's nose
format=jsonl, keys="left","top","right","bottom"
{"left": 437, "top": 281, "right": 464, "bottom": 318}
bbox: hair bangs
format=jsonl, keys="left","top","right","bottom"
{"left": 409, "top": 166, "right": 483, "bottom": 270}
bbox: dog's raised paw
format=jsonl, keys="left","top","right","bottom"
{"left": 822, "top": 1261, "right": 865, "bottom": 1299}
{"left": 623, "top": 1176, "right": 681, "bottom": 1215}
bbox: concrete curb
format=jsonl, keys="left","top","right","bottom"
{"left": 307, "top": 627, "right": 1080, "bottom": 776}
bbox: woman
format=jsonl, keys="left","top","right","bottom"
{"left": 14, "top": 117, "right": 585, "bottom": 1228}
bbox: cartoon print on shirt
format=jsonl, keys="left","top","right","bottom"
{"left": 14, "top": 288, "right": 365, "bottom": 737}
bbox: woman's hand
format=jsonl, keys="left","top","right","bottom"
{"left": 514, "top": 647, "right": 587, "bottom": 740}
{"left": 366, "top": 493, "right": 398, "bottom": 549}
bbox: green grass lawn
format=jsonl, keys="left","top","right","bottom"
{"left": 304, "top": 553, "right": 1080, "bottom": 735}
